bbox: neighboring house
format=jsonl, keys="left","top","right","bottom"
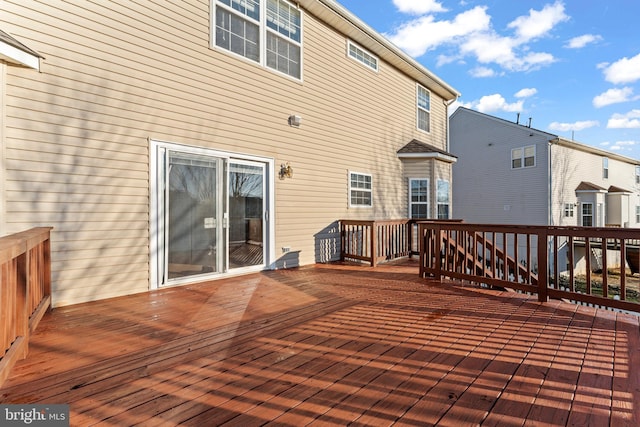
{"left": 451, "top": 107, "right": 640, "bottom": 227}
{"left": 0, "top": 0, "right": 459, "bottom": 306}
{"left": 450, "top": 107, "right": 640, "bottom": 272}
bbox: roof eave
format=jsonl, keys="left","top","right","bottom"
{"left": 304, "top": 0, "right": 460, "bottom": 101}
{"left": 398, "top": 152, "right": 458, "bottom": 163}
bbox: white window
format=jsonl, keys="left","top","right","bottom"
{"left": 214, "top": 0, "right": 302, "bottom": 79}
{"left": 417, "top": 85, "right": 430, "bottom": 133}
{"left": 564, "top": 203, "right": 574, "bottom": 217}
{"left": 409, "top": 179, "right": 429, "bottom": 219}
{"left": 603, "top": 157, "right": 609, "bottom": 179}
{"left": 349, "top": 172, "right": 372, "bottom": 207}
{"left": 581, "top": 203, "right": 593, "bottom": 226}
{"left": 636, "top": 166, "right": 640, "bottom": 184}
{"left": 636, "top": 205, "right": 640, "bottom": 223}
{"left": 436, "top": 179, "right": 450, "bottom": 219}
{"left": 347, "top": 40, "right": 378, "bottom": 72}
{"left": 511, "top": 145, "right": 536, "bottom": 169}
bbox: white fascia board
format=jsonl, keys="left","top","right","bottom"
{"left": 0, "top": 40, "right": 40, "bottom": 70}
{"left": 397, "top": 152, "right": 458, "bottom": 163}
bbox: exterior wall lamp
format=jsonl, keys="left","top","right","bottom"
{"left": 279, "top": 162, "right": 293, "bottom": 179}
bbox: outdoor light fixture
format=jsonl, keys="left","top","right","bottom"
{"left": 288, "top": 114, "right": 302, "bottom": 127}
{"left": 279, "top": 162, "right": 293, "bottom": 179}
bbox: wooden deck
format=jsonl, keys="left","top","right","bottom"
{"left": 1, "top": 261, "right": 639, "bottom": 426}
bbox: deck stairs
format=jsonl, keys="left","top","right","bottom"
{"left": 441, "top": 231, "right": 538, "bottom": 285}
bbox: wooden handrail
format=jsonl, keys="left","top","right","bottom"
{"left": 419, "top": 222, "right": 640, "bottom": 313}
{"left": 0, "top": 227, "right": 53, "bottom": 387}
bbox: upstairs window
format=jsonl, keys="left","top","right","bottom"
{"left": 511, "top": 145, "right": 536, "bottom": 169}
{"left": 347, "top": 40, "right": 378, "bottom": 71}
{"left": 349, "top": 172, "right": 372, "bottom": 207}
{"left": 636, "top": 166, "right": 640, "bottom": 184}
{"left": 603, "top": 157, "right": 609, "bottom": 179}
{"left": 417, "top": 85, "right": 430, "bottom": 133}
{"left": 214, "top": 0, "right": 302, "bottom": 79}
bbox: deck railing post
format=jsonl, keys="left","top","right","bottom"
{"left": 370, "top": 221, "right": 378, "bottom": 267}
{"left": 435, "top": 224, "right": 443, "bottom": 281}
{"left": 537, "top": 228, "right": 549, "bottom": 303}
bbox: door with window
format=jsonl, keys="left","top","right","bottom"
{"left": 152, "top": 142, "right": 271, "bottom": 287}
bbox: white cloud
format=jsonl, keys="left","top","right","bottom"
{"left": 475, "top": 94, "right": 523, "bottom": 113}
{"left": 593, "top": 87, "right": 636, "bottom": 108}
{"left": 603, "top": 53, "right": 640, "bottom": 84}
{"left": 607, "top": 109, "right": 640, "bottom": 128}
{"left": 548, "top": 120, "right": 599, "bottom": 132}
{"left": 609, "top": 141, "right": 638, "bottom": 151}
{"left": 515, "top": 88, "right": 537, "bottom": 98}
{"left": 385, "top": 6, "right": 490, "bottom": 57}
{"left": 392, "top": 0, "right": 447, "bottom": 15}
{"left": 507, "top": 1, "right": 569, "bottom": 42}
{"left": 469, "top": 66, "right": 496, "bottom": 78}
{"left": 565, "top": 34, "right": 602, "bottom": 49}
{"left": 386, "top": 2, "right": 568, "bottom": 73}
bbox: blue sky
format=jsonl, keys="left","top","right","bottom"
{"left": 336, "top": 0, "right": 640, "bottom": 159}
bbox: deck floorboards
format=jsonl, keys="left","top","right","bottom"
{"left": 1, "top": 261, "right": 639, "bottom": 426}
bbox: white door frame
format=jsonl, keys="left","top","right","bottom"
{"left": 149, "top": 139, "right": 275, "bottom": 289}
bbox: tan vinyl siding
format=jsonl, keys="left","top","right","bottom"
{"left": 1, "top": 0, "right": 453, "bottom": 305}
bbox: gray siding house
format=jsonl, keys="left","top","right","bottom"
{"left": 451, "top": 107, "right": 640, "bottom": 228}
{"left": 450, "top": 107, "right": 640, "bottom": 273}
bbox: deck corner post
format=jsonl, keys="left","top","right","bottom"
{"left": 435, "top": 224, "right": 443, "bottom": 281}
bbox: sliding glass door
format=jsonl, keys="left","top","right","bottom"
{"left": 152, "top": 143, "right": 270, "bottom": 287}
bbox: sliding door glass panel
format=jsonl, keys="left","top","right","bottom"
{"left": 167, "top": 152, "right": 222, "bottom": 279}
{"left": 228, "top": 161, "right": 265, "bottom": 269}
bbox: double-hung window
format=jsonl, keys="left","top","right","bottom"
{"left": 636, "top": 205, "right": 640, "bottom": 223}
{"left": 436, "top": 179, "right": 450, "bottom": 219}
{"left": 581, "top": 203, "right": 593, "bottom": 226}
{"left": 511, "top": 145, "right": 536, "bottom": 169}
{"left": 214, "top": 0, "right": 302, "bottom": 79}
{"left": 603, "top": 157, "right": 609, "bottom": 179}
{"left": 417, "top": 85, "right": 430, "bottom": 132}
{"left": 636, "top": 166, "right": 640, "bottom": 184}
{"left": 409, "top": 179, "right": 429, "bottom": 218}
{"left": 349, "top": 172, "right": 372, "bottom": 207}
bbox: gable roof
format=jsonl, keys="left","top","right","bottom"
{"left": 451, "top": 107, "right": 640, "bottom": 166}
{"left": 302, "top": 1, "right": 459, "bottom": 101}
{"left": 397, "top": 139, "right": 457, "bottom": 163}
{"left": 576, "top": 181, "right": 607, "bottom": 192}
{"left": 450, "top": 107, "right": 557, "bottom": 139}
{"left": 0, "top": 29, "right": 42, "bottom": 70}
{"left": 608, "top": 185, "right": 632, "bottom": 193}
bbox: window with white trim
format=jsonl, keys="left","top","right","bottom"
{"left": 581, "top": 203, "right": 593, "bottom": 226}
{"left": 636, "top": 166, "right": 640, "bottom": 184}
{"left": 603, "top": 157, "right": 609, "bottom": 179}
{"left": 511, "top": 145, "right": 536, "bottom": 169}
{"left": 349, "top": 172, "right": 372, "bottom": 207}
{"left": 214, "top": 0, "right": 302, "bottom": 79}
{"left": 436, "top": 179, "right": 450, "bottom": 219}
{"left": 347, "top": 40, "right": 378, "bottom": 71}
{"left": 417, "top": 85, "right": 430, "bottom": 132}
{"left": 636, "top": 205, "right": 640, "bottom": 223}
{"left": 409, "top": 179, "right": 429, "bottom": 219}
{"left": 564, "top": 203, "right": 574, "bottom": 217}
